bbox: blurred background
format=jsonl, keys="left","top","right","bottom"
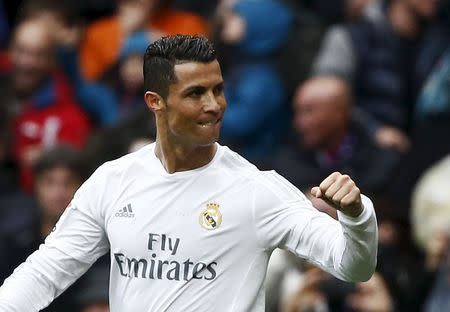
{"left": 0, "top": 0, "right": 449, "bottom": 311}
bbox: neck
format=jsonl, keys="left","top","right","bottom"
{"left": 154, "top": 134, "right": 217, "bottom": 174}
{"left": 388, "top": 1, "right": 421, "bottom": 38}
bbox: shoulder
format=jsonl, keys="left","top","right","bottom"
{"left": 87, "top": 143, "right": 154, "bottom": 183}
{"left": 215, "top": 144, "right": 259, "bottom": 177}
{"left": 218, "top": 145, "right": 307, "bottom": 200}
{"left": 250, "top": 170, "right": 309, "bottom": 203}
{"left": 73, "top": 145, "right": 154, "bottom": 211}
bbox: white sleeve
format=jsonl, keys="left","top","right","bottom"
{"left": 0, "top": 165, "right": 111, "bottom": 311}
{"left": 253, "top": 171, "right": 378, "bottom": 282}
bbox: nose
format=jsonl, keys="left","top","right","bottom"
{"left": 203, "top": 92, "right": 222, "bottom": 114}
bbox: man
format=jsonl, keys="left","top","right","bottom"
{"left": 313, "top": 0, "right": 448, "bottom": 152}
{"left": 0, "top": 146, "right": 87, "bottom": 311}
{"left": 273, "top": 76, "right": 400, "bottom": 195}
{"left": 0, "top": 35, "right": 377, "bottom": 311}
{"left": 218, "top": 0, "right": 292, "bottom": 164}
{"left": 9, "top": 16, "right": 91, "bottom": 192}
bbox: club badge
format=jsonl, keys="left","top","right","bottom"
{"left": 199, "top": 203, "right": 222, "bottom": 230}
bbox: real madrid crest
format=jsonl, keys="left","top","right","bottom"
{"left": 199, "top": 203, "right": 222, "bottom": 230}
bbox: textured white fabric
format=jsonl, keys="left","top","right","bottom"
{"left": 0, "top": 143, "right": 378, "bottom": 312}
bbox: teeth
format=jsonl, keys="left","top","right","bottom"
{"left": 200, "top": 121, "right": 216, "bottom": 127}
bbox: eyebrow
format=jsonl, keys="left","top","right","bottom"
{"left": 214, "top": 81, "right": 225, "bottom": 90}
{"left": 182, "top": 86, "right": 206, "bottom": 96}
{"left": 181, "top": 81, "right": 225, "bottom": 96}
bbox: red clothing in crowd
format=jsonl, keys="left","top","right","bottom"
{"left": 13, "top": 72, "right": 91, "bottom": 192}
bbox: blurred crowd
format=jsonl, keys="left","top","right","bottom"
{"left": 0, "top": 0, "right": 449, "bottom": 311}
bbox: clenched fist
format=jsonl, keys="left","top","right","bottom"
{"left": 311, "top": 172, "right": 363, "bottom": 218}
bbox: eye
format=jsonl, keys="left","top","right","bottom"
{"left": 213, "top": 84, "right": 224, "bottom": 96}
{"left": 187, "top": 88, "right": 205, "bottom": 98}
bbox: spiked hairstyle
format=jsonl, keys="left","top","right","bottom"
{"left": 143, "top": 35, "right": 217, "bottom": 100}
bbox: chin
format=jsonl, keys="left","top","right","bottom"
{"left": 195, "top": 133, "right": 220, "bottom": 146}
{"left": 197, "top": 137, "right": 219, "bottom": 147}
{"left": 194, "top": 129, "right": 221, "bottom": 147}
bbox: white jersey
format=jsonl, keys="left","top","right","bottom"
{"left": 0, "top": 143, "right": 378, "bottom": 312}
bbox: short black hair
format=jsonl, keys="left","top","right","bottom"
{"left": 33, "top": 145, "right": 87, "bottom": 182}
{"left": 143, "top": 35, "right": 217, "bottom": 100}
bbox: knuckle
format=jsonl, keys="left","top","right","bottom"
{"left": 341, "top": 174, "right": 350, "bottom": 181}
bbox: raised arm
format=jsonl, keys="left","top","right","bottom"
{"left": 253, "top": 171, "right": 378, "bottom": 282}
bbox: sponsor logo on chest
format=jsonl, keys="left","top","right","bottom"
{"left": 115, "top": 203, "right": 134, "bottom": 218}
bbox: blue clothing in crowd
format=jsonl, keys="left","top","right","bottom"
{"left": 57, "top": 31, "right": 151, "bottom": 125}
{"left": 220, "top": 0, "right": 293, "bottom": 162}
{"left": 346, "top": 15, "right": 449, "bottom": 134}
{"left": 415, "top": 48, "right": 450, "bottom": 119}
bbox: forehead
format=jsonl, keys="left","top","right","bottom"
{"left": 12, "top": 22, "right": 54, "bottom": 54}
{"left": 37, "top": 166, "right": 76, "bottom": 179}
{"left": 172, "top": 60, "right": 223, "bottom": 88}
{"left": 295, "top": 79, "right": 347, "bottom": 108}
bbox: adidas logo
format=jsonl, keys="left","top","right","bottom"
{"left": 115, "top": 204, "right": 135, "bottom": 218}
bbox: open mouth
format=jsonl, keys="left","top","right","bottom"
{"left": 198, "top": 118, "right": 222, "bottom": 127}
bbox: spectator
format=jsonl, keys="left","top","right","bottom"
{"left": 415, "top": 47, "right": 450, "bottom": 120}
{"left": 79, "top": 0, "right": 209, "bottom": 81}
{"left": 383, "top": 48, "right": 450, "bottom": 212}
{"left": 56, "top": 28, "right": 150, "bottom": 124}
{"left": 0, "top": 146, "right": 87, "bottom": 311}
{"left": 277, "top": 0, "right": 378, "bottom": 96}
{"left": 114, "top": 32, "right": 149, "bottom": 117}
{"left": 411, "top": 155, "right": 450, "bottom": 312}
{"left": 9, "top": 16, "right": 91, "bottom": 192}
{"left": 280, "top": 268, "right": 394, "bottom": 312}
{"left": 217, "top": 0, "right": 293, "bottom": 164}
{"left": 412, "top": 155, "right": 450, "bottom": 270}
{"left": 385, "top": 31, "right": 450, "bottom": 208}
{"left": 313, "top": 0, "right": 448, "bottom": 152}
{"left": 272, "top": 76, "right": 399, "bottom": 194}
{"left": 15, "top": 0, "right": 120, "bottom": 125}
{"left": 383, "top": 49, "right": 450, "bottom": 211}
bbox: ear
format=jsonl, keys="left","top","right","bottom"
{"left": 144, "top": 91, "right": 165, "bottom": 112}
